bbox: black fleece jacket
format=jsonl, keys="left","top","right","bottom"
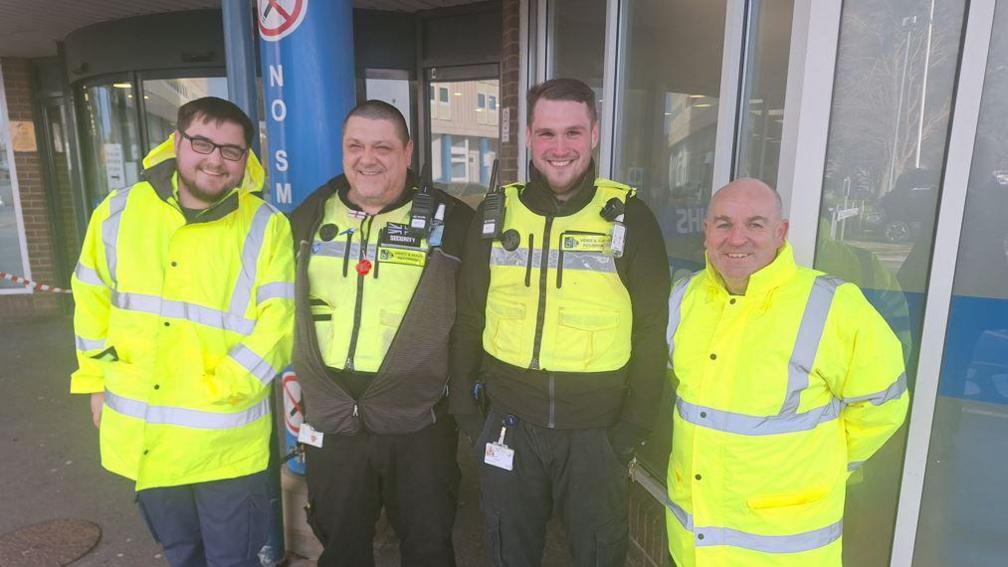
{"left": 449, "top": 165, "right": 671, "bottom": 440}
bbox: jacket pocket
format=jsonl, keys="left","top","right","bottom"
{"left": 486, "top": 299, "right": 527, "bottom": 359}
{"left": 747, "top": 485, "right": 831, "bottom": 510}
{"left": 556, "top": 308, "right": 620, "bottom": 369}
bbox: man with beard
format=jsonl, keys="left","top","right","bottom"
{"left": 665, "top": 178, "right": 908, "bottom": 566}
{"left": 450, "top": 78, "right": 671, "bottom": 566}
{"left": 71, "top": 97, "right": 294, "bottom": 567}
{"left": 289, "top": 100, "right": 472, "bottom": 566}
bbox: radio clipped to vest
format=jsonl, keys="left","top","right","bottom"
{"left": 481, "top": 160, "right": 520, "bottom": 251}
{"left": 600, "top": 197, "right": 627, "bottom": 257}
{"left": 408, "top": 163, "right": 448, "bottom": 248}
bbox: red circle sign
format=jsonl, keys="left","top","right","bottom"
{"left": 258, "top": 0, "right": 307, "bottom": 41}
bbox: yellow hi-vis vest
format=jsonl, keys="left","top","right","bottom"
{"left": 665, "top": 243, "right": 908, "bottom": 567}
{"left": 484, "top": 179, "right": 633, "bottom": 372}
{"left": 307, "top": 195, "right": 428, "bottom": 373}
{"left": 70, "top": 136, "right": 294, "bottom": 491}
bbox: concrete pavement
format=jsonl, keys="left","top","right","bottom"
{"left": 0, "top": 316, "right": 573, "bottom": 566}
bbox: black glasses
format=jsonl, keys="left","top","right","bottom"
{"left": 180, "top": 131, "right": 248, "bottom": 161}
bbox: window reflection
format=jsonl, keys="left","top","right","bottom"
{"left": 0, "top": 89, "right": 28, "bottom": 290}
{"left": 79, "top": 80, "right": 142, "bottom": 206}
{"left": 915, "top": 1, "right": 1008, "bottom": 564}
{"left": 143, "top": 77, "right": 228, "bottom": 145}
{"left": 611, "top": 0, "right": 728, "bottom": 478}
{"left": 429, "top": 79, "right": 499, "bottom": 208}
{"left": 812, "top": 1, "right": 966, "bottom": 564}
{"left": 734, "top": 0, "right": 793, "bottom": 192}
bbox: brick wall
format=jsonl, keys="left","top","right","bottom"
{"left": 0, "top": 58, "right": 61, "bottom": 320}
{"left": 499, "top": 0, "right": 520, "bottom": 184}
{"left": 628, "top": 477, "right": 673, "bottom": 567}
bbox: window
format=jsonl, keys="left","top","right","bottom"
{"left": 477, "top": 92, "right": 487, "bottom": 110}
{"left": 0, "top": 68, "right": 31, "bottom": 293}
{"left": 142, "top": 77, "right": 228, "bottom": 149}
{"left": 439, "top": 87, "right": 449, "bottom": 103}
{"left": 489, "top": 95, "right": 497, "bottom": 111}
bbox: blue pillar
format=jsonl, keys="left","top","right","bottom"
{"left": 441, "top": 134, "right": 453, "bottom": 183}
{"left": 479, "top": 137, "right": 490, "bottom": 185}
{"left": 222, "top": 0, "right": 260, "bottom": 155}
{"left": 258, "top": 0, "right": 356, "bottom": 213}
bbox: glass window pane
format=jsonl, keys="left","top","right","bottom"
{"left": 429, "top": 79, "right": 499, "bottom": 207}
{"left": 734, "top": 0, "right": 793, "bottom": 192}
{"left": 0, "top": 74, "right": 28, "bottom": 291}
{"left": 913, "top": 1, "right": 1008, "bottom": 565}
{"left": 365, "top": 77, "right": 413, "bottom": 134}
{"left": 142, "top": 77, "right": 228, "bottom": 147}
{"left": 78, "top": 80, "right": 142, "bottom": 207}
{"left": 811, "top": 1, "right": 966, "bottom": 564}
{"left": 548, "top": 0, "right": 606, "bottom": 107}
{"left": 612, "top": 0, "right": 728, "bottom": 477}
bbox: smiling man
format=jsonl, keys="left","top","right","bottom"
{"left": 450, "top": 78, "right": 671, "bottom": 566}
{"left": 70, "top": 97, "right": 294, "bottom": 567}
{"left": 289, "top": 100, "right": 472, "bottom": 566}
{"left": 664, "top": 178, "right": 909, "bottom": 566}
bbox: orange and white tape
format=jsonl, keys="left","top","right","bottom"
{"left": 0, "top": 271, "right": 72, "bottom": 294}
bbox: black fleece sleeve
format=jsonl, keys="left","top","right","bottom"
{"left": 616, "top": 197, "right": 671, "bottom": 436}
{"left": 448, "top": 202, "right": 492, "bottom": 417}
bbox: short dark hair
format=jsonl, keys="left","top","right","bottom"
{"left": 343, "top": 100, "right": 410, "bottom": 144}
{"left": 177, "top": 96, "right": 255, "bottom": 147}
{"left": 527, "top": 78, "right": 598, "bottom": 126}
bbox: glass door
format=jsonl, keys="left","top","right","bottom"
{"left": 424, "top": 64, "right": 500, "bottom": 208}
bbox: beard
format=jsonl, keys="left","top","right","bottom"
{"left": 177, "top": 169, "right": 238, "bottom": 207}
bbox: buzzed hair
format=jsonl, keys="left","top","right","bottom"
{"left": 708, "top": 178, "right": 785, "bottom": 219}
{"left": 177, "top": 96, "right": 255, "bottom": 146}
{"left": 343, "top": 100, "right": 410, "bottom": 144}
{"left": 527, "top": 78, "right": 598, "bottom": 126}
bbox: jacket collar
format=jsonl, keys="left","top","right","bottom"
{"left": 703, "top": 241, "right": 798, "bottom": 297}
{"left": 334, "top": 169, "right": 421, "bottom": 215}
{"left": 520, "top": 162, "right": 597, "bottom": 216}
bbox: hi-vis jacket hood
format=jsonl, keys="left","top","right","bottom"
{"left": 71, "top": 135, "right": 294, "bottom": 491}
{"left": 142, "top": 134, "right": 265, "bottom": 196}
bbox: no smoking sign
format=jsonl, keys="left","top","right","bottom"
{"left": 258, "top": 0, "right": 307, "bottom": 41}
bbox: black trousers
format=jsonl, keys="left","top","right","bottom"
{"left": 304, "top": 415, "right": 460, "bottom": 567}
{"left": 476, "top": 406, "right": 629, "bottom": 567}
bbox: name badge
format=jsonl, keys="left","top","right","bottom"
{"left": 378, "top": 247, "right": 427, "bottom": 267}
{"left": 298, "top": 422, "right": 324, "bottom": 448}
{"left": 561, "top": 233, "right": 611, "bottom": 253}
{"left": 484, "top": 425, "right": 514, "bottom": 471}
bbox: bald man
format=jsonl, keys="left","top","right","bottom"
{"left": 664, "top": 179, "right": 908, "bottom": 566}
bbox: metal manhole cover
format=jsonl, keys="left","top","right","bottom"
{"left": 0, "top": 519, "right": 100, "bottom": 566}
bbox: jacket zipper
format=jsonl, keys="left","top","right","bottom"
{"left": 556, "top": 235, "right": 565, "bottom": 289}
{"left": 342, "top": 230, "right": 352, "bottom": 277}
{"left": 529, "top": 215, "right": 553, "bottom": 370}
{"left": 345, "top": 215, "right": 373, "bottom": 370}
{"left": 524, "top": 233, "right": 534, "bottom": 287}
{"left": 547, "top": 372, "right": 556, "bottom": 428}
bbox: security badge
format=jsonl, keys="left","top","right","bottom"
{"left": 378, "top": 223, "right": 427, "bottom": 267}
{"left": 298, "top": 422, "right": 324, "bottom": 448}
{"left": 484, "top": 424, "right": 515, "bottom": 471}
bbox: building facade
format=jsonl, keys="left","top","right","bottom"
{"left": 1, "top": 1, "right": 1005, "bottom": 565}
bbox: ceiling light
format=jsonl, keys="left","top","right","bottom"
{"left": 453, "top": 92, "right": 462, "bottom": 96}
{"left": 689, "top": 94, "right": 705, "bottom": 99}
{"left": 112, "top": 82, "right": 132, "bottom": 89}
{"left": 694, "top": 102, "right": 713, "bottom": 108}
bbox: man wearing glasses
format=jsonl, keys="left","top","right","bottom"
{"left": 70, "top": 97, "right": 294, "bottom": 567}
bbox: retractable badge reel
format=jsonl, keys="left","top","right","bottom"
{"left": 484, "top": 414, "right": 518, "bottom": 471}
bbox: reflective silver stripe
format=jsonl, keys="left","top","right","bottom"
{"left": 666, "top": 274, "right": 696, "bottom": 349}
{"left": 104, "top": 389, "right": 269, "bottom": 430}
{"left": 781, "top": 276, "right": 843, "bottom": 415}
{"left": 113, "top": 291, "right": 255, "bottom": 335}
{"left": 256, "top": 282, "right": 294, "bottom": 303}
{"left": 228, "top": 344, "right": 277, "bottom": 384}
{"left": 74, "top": 263, "right": 106, "bottom": 287}
{"left": 842, "top": 372, "right": 907, "bottom": 406}
{"left": 677, "top": 397, "right": 842, "bottom": 436}
{"left": 694, "top": 520, "right": 843, "bottom": 553}
{"left": 312, "top": 241, "right": 374, "bottom": 259}
{"left": 562, "top": 251, "right": 616, "bottom": 273}
{"left": 228, "top": 204, "right": 274, "bottom": 316}
{"left": 848, "top": 461, "right": 864, "bottom": 472}
{"left": 491, "top": 247, "right": 615, "bottom": 273}
{"left": 101, "top": 188, "right": 131, "bottom": 286}
{"left": 75, "top": 335, "right": 106, "bottom": 352}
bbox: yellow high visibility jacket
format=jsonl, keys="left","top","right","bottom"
{"left": 70, "top": 136, "right": 294, "bottom": 490}
{"left": 308, "top": 195, "right": 428, "bottom": 373}
{"left": 484, "top": 179, "right": 633, "bottom": 372}
{"left": 665, "top": 243, "right": 908, "bottom": 567}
